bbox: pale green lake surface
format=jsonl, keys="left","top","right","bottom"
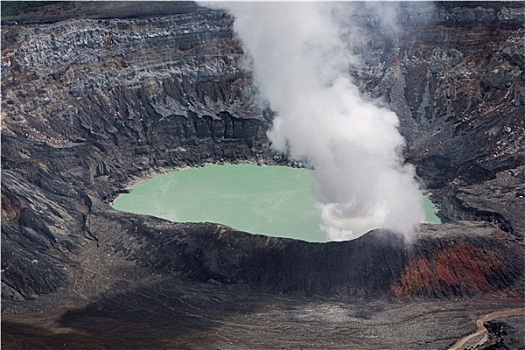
{"left": 113, "top": 164, "right": 442, "bottom": 242}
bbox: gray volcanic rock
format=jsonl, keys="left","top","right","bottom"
{"left": 100, "top": 212, "right": 523, "bottom": 298}
{"left": 1, "top": 1, "right": 524, "bottom": 349}
{"left": 351, "top": 2, "right": 525, "bottom": 239}
{"left": 483, "top": 316, "right": 525, "bottom": 349}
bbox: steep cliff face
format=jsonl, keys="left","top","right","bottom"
{"left": 1, "top": 4, "right": 271, "bottom": 302}
{"left": 1, "top": 1, "right": 524, "bottom": 307}
{"left": 348, "top": 2, "right": 525, "bottom": 237}
{"left": 2, "top": 3, "right": 266, "bottom": 164}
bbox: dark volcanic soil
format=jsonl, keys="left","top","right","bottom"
{"left": 1, "top": 1, "right": 524, "bottom": 349}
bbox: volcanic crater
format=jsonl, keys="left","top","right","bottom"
{"left": 1, "top": 2, "right": 524, "bottom": 349}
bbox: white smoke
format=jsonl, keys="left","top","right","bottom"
{"left": 205, "top": 2, "right": 426, "bottom": 241}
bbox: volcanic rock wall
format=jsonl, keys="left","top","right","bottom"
{"left": 346, "top": 2, "right": 525, "bottom": 237}
{"left": 1, "top": 2, "right": 524, "bottom": 305}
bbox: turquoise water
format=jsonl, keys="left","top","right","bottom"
{"left": 113, "top": 164, "right": 441, "bottom": 242}
{"left": 423, "top": 196, "right": 442, "bottom": 225}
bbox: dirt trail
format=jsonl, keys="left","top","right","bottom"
{"left": 449, "top": 307, "right": 525, "bottom": 350}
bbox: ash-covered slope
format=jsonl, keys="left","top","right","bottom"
{"left": 1, "top": 0, "right": 524, "bottom": 311}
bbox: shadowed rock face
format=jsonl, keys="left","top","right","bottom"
{"left": 1, "top": 0, "right": 524, "bottom": 314}
{"left": 102, "top": 213, "right": 523, "bottom": 298}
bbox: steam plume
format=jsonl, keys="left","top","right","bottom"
{"left": 207, "top": 2, "right": 426, "bottom": 241}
